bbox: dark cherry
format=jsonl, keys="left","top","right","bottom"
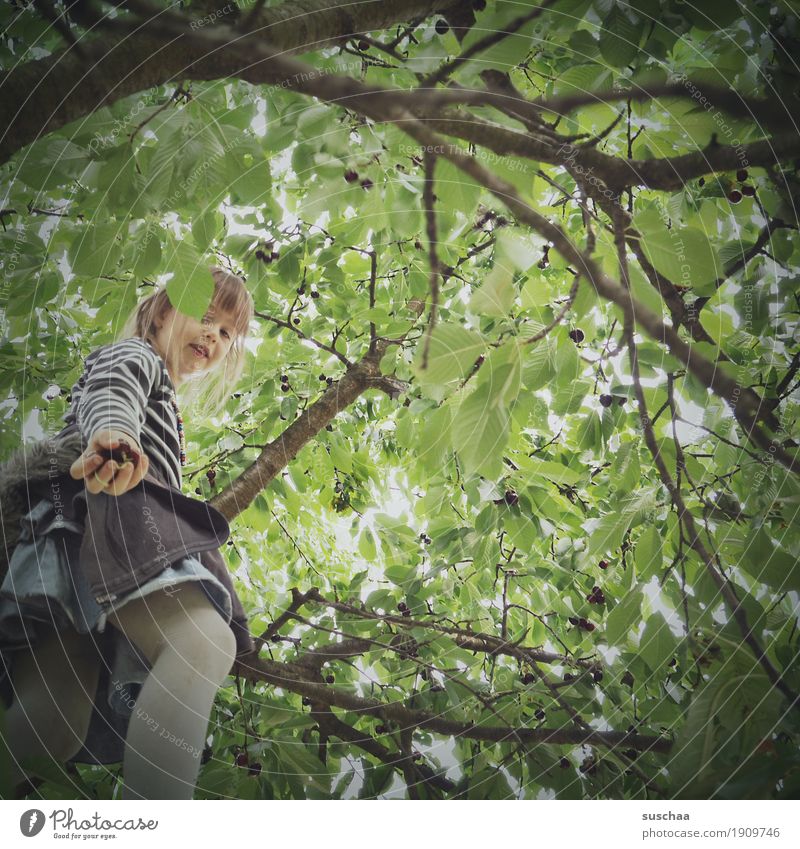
{"left": 344, "top": 169, "right": 359, "bottom": 183}
{"left": 435, "top": 19, "right": 449, "bottom": 34}
{"left": 98, "top": 439, "right": 140, "bottom": 468}
{"left": 728, "top": 190, "right": 743, "bottom": 204}
{"left": 248, "top": 761, "right": 262, "bottom": 777}
{"left": 534, "top": 708, "right": 545, "bottom": 720}
{"left": 326, "top": 674, "right": 335, "bottom": 684}
{"left": 599, "top": 394, "right": 613, "bottom": 407}
{"left": 741, "top": 184, "right": 756, "bottom": 197}
{"left": 559, "top": 757, "right": 570, "bottom": 769}
{"left": 736, "top": 168, "right": 748, "bottom": 182}
{"left": 521, "top": 672, "right": 535, "bottom": 685}
{"left": 235, "top": 752, "right": 249, "bottom": 767}
{"left": 568, "top": 328, "right": 585, "bottom": 344}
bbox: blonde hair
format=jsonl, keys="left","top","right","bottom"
{"left": 119, "top": 266, "right": 254, "bottom": 417}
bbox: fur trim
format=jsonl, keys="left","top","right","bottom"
{"left": 0, "top": 432, "right": 84, "bottom": 579}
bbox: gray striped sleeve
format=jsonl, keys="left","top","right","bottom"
{"left": 76, "top": 339, "right": 161, "bottom": 447}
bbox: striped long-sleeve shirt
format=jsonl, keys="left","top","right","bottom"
{"left": 63, "top": 338, "right": 182, "bottom": 489}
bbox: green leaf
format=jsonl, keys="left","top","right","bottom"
{"left": 358, "top": 527, "right": 377, "bottom": 561}
{"left": 744, "top": 526, "right": 800, "bottom": 593}
{"left": 635, "top": 211, "right": 722, "bottom": 295}
{"left": 521, "top": 338, "right": 557, "bottom": 390}
{"left": 611, "top": 440, "right": 641, "bottom": 495}
{"left": 637, "top": 612, "right": 678, "bottom": 672}
{"left": 670, "top": 653, "right": 782, "bottom": 797}
{"left": 459, "top": 2, "right": 537, "bottom": 72}
{"left": 551, "top": 379, "right": 591, "bottom": 416}
{"left": 412, "top": 324, "right": 486, "bottom": 389}
{"left": 587, "top": 489, "right": 656, "bottom": 556}
{"left": 606, "top": 587, "right": 642, "bottom": 645}
{"left": 328, "top": 432, "right": 353, "bottom": 473}
{"left": 68, "top": 222, "right": 124, "bottom": 277}
{"left": 165, "top": 239, "right": 213, "bottom": 320}
{"left": 451, "top": 380, "right": 511, "bottom": 479}
{"left": 192, "top": 209, "right": 221, "bottom": 251}
{"left": 635, "top": 525, "right": 663, "bottom": 580}
{"left": 132, "top": 224, "right": 162, "bottom": 278}
{"left": 475, "top": 339, "right": 522, "bottom": 407}
{"left": 469, "top": 265, "right": 515, "bottom": 316}
{"left": 520, "top": 458, "right": 582, "bottom": 487}
{"left": 552, "top": 64, "right": 611, "bottom": 98}
{"left": 599, "top": 6, "right": 643, "bottom": 68}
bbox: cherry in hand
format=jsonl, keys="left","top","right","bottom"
{"left": 97, "top": 438, "right": 141, "bottom": 469}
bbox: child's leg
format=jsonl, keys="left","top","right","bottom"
{"left": 105, "top": 582, "right": 236, "bottom": 800}
{"left": 3, "top": 626, "right": 101, "bottom": 791}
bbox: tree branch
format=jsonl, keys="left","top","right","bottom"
{"left": 612, "top": 212, "right": 800, "bottom": 711}
{"left": 209, "top": 341, "right": 397, "bottom": 519}
{"left": 233, "top": 652, "right": 672, "bottom": 753}
{"left": 0, "top": 0, "right": 458, "bottom": 164}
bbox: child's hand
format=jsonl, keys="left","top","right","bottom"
{"left": 70, "top": 429, "right": 150, "bottom": 496}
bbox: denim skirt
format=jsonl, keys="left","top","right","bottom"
{"left": 0, "top": 495, "right": 233, "bottom": 765}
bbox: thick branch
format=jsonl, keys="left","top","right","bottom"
{"left": 209, "top": 341, "right": 394, "bottom": 519}
{"left": 0, "top": 0, "right": 456, "bottom": 164}
{"left": 233, "top": 653, "right": 672, "bottom": 753}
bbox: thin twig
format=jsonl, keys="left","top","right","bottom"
{"left": 420, "top": 152, "right": 440, "bottom": 370}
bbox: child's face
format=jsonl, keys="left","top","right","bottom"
{"left": 153, "top": 303, "right": 237, "bottom": 386}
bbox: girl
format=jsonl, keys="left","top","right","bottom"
{"left": 0, "top": 266, "right": 255, "bottom": 800}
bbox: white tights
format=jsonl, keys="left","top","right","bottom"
{"left": 3, "top": 582, "right": 236, "bottom": 799}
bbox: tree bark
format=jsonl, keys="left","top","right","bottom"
{"left": 0, "top": 0, "right": 453, "bottom": 165}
